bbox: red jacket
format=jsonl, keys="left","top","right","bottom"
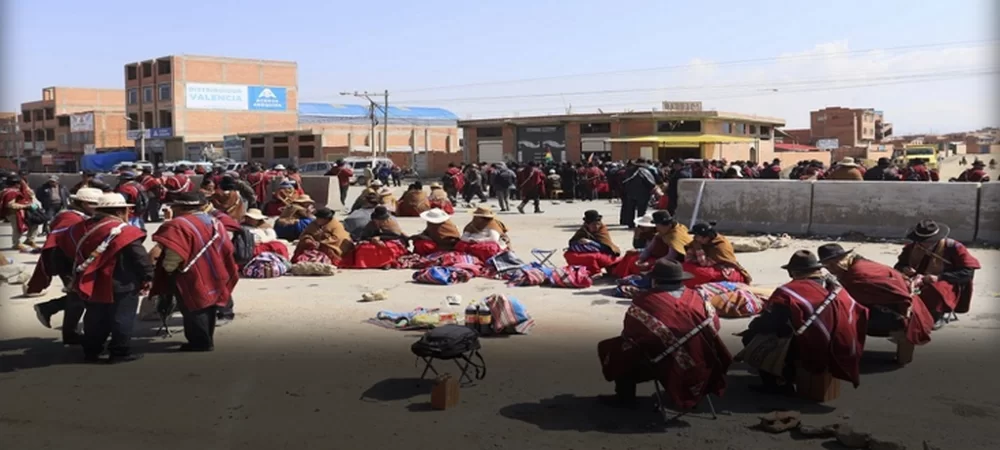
{"left": 151, "top": 212, "right": 239, "bottom": 311}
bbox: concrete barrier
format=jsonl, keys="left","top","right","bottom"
{"left": 673, "top": 179, "right": 814, "bottom": 235}
{"left": 809, "top": 181, "right": 979, "bottom": 242}
{"left": 976, "top": 182, "right": 1000, "bottom": 243}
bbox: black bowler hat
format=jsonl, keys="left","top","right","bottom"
{"left": 648, "top": 260, "right": 694, "bottom": 283}
{"left": 689, "top": 222, "right": 717, "bottom": 236}
{"left": 315, "top": 208, "right": 335, "bottom": 220}
{"left": 906, "top": 220, "right": 949, "bottom": 242}
{"left": 817, "top": 243, "right": 853, "bottom": 262}
{"left": 171, "top": 191, "right": 206, "bottom": 206}
{"left": 972, "top": 160, "right": 986, "bottom": 168}
{"left": 370, "top": 205, "right": 391, "bottom": 221}
{"left": 583, "top": 210, "right": 602, "bottom": 223}
{"left": 650, "top": 211, "right": 675, "bottom": 226}
{"left": 781, "top": 250, "right": 824, "bottom": 271}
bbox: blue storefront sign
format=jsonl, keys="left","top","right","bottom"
{"left": 150, "top": 128, "right": 172, "bottom": 138}
{"left": 248, "top": 86, "right": 287, "bottom": 111}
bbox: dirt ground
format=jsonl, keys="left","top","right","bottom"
{"left": 2, "top": 186, "right": 998, "bottom": 450}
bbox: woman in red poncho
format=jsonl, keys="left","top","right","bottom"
{"left": 564, "top": 210, "right": 621, "bottom": 276}
{"left": 340, "top": 206, "right": 410, "bottom": 269}
{"left": 682, "top": 222, "right": 752, "bottom": 288}
{"left": 411, "top": 208, "right": 461, "bottom": 256}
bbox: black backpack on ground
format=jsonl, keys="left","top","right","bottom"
{"left": 231, "top": 225, "right": 256, "bottom": 267}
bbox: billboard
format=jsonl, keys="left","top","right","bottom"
{"left": 70, "top": 113, "right": 94, "bottom": 132}
{"left": 517, "top": 125, "right": 566, "bottom": 163}
{"left": 815, "top": 138, "right": 840, "bottom": 150}
{"left": 661, "top": 101, "right": 703, "bottom": 112}
{"left": 185, "top": 83, "right": 288, "bottom": 111}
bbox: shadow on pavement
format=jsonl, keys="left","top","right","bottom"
{"left": 0, "top": 337, "right": 180, "bottom": 373}
{"left": 360, "top": 377, "right": 434, "bottom": 402}
{"left": 499, "top": 393, "right": 675, "bottom": 433}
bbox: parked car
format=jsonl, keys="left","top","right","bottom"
{"left": 301, "top": 157, "right": 395, "bottom": 185}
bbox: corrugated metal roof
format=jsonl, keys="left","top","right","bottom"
{"left": 299, "top": 102, "right": 458, "bottom": 120}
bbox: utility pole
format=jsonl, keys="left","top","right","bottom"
{"left": 340, "top": 91, "right": 389, "bottom": 159}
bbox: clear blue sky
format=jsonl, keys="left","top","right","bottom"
{"left": 3, "top": 0, "right": 997, "bottom": 133}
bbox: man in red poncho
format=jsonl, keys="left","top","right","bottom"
{"left": 894, "top": 220, "right": 981, "bottom": 329}
{"left": 1, "top": 175, "right": 39, "bottom": 250}
{"left": 739, "top": 250, "right": 868, "bottom": 395}
{"left": 442, "top": 163, "right": 464, "bottom": 204}
{"left": 598, "top": 260, "right": 732, "bottom": 409}
{"left": 63, "top": 192, "right": 153, "bottom": 363}
{"left": 151, "top": 192, "right": 240, "bottom": 352}
{"left": 956, "top": 160, "right": 991, "bottom": 182}
{"left": 114, "top": 171, "right": 147, "bottom": 227}
{"left": 139, "top": 168, "right": 165, "bottom": 222}
{"left": 245, "top": 165, "right": 271, "bottom": 207}
{"left": 901, "top": 159, "right": 932, "bottom": 181}
{"left": 515, "top": 161, "right": 546, "bottom": 214}
{"left": 819, "top": 243, "right": 932, "bottom": 348}
{"left": 28, "top": 187, "right": 102, "bottom": 344}
{"left": 163, "top": 168, "right": 194, "bottom": 202}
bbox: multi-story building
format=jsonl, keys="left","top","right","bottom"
{"left": 65, "top": 110, "right": 130, "bottom": 159}
{"left": 806, "top": 106, "right": 893, "bottom": 148}
{"left": 460, "top": 104, "right": 784, "bottom": 164}
{"left": 1, "top": 112, "right": 22, "bottom": 169}
{"left": 124, "top": 55, "right": 298, "bottom": 164}
{"left": 18, "top": 87, "right": 126, "bottom": 171}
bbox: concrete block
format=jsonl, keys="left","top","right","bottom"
{"left": 810, "top": 181, "right": 979, "bottom": 242}
{"left": 977, "top": 182, "right": 1000, "bottom": 243}
{"left": 673, "top": 179, "right": 813, "bottom": 235}
{"left": 300, "top": 176, "right": 342, "bottom": 210}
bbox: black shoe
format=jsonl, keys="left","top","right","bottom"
{"left": 178, "top": 344, "right": 214, "bottom": 352}
{"left": 597, "top": 394, "right": 638, "bottom": 409}
{"left": 534, "top": 210, "right": 544, "bottom": 214}
{"left": 517, "top": 205, "right": 525, "bottom": 214}
{"left": 62, "top": 333, "right": 83, "bottom": 346}
{"left": 107, "top": 354, "right": 144, "bottom": 364}
{"left": 34, "top": 304, "right": 52, "bottom": 329}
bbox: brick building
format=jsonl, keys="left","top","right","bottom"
{"left": 1, "top": 112, "right": 22, "bottom": 169}
{"left": 18, "top": 87, "right": 126, "bottom": 171}
{"left": 124, "top": 55, "right": 298, "bottom": 164}
{"left": 459, "top": 108, "right": 784, "bottom": 165}
{"left": 784, "top": 106, "right": 894, "bottom": 149}
{"left": 238, "top": 102, "right": 459, "bottom": 170}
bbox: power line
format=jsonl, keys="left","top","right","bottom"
{"left": 390, "top": 39, "right": 998, "bottom": 94}
{"left": 455, "top": 69, "right": 998, "bottom": 118}
{"left": 393, "top": 67, "right": 995, "bottom": 104}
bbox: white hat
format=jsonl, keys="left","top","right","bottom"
{"left": 371, "top": 179, "right": 384, "bottom": 187}
{"left": 244, "top": 208, "right": 266, "bottom": 221}
{"left": 70, "top": 187, "right": 103, "bottom": 204}
{"left": 549, "top": 169, "right": 555, "bottom": 174}
{"left": 273, "top": 164, "right": 286, "bottom": 170}
{"left": 634, "top": 212, "right": 656, "bottom": 228}
{"left": 419, "top": 208, "right": 450, "bottom": 224}
{"left": 838, "top": 157, "right": 858, "bottom": 167}
{"left": 94, "top": 193, "right": 133, "bottom": 209}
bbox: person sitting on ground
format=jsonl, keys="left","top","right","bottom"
{"left": 264, "top": 181, "right": 298, "bottom": 216}
{"left": 411, "top": 208, "right": 461, "bottom": 255}
{"left": 737, "top": 250, "right": 868, "bottom": 396}
{"left": 427, "top": 182, "right": 455, "bottom": 214}
{"left": 396, "top": 182, "right": 431, "bottom": 217}
{"left": 819, "top": 243, "right": 932, "bottom": 344}
{"left": 681, "top": 222, "right": 752, "bottom": 287}
{"left": 343, "top": 206, "right": 409, "bottom": 269}
{"left": 564, "top": 210, "right": 622, "bottom": 275}
{"left": 633, "top": 211, "right": 692, "bottom": 269}
{"left": 377, "top": 186, "right": 398, "bottom": 213}
{"left": 351, "top": 179, "right": 383, "bottom": 212}
{"left": 597, "top": 260, "right": 731, "bottom": 409}
{"left": 893, "top": 220, "right": 980, "bottom": 329}
{"left": 210, "top": 176, "right": 246, "bottom": 222}
{"left": 199, "top": 177, "right": 216, "bottom": 198}
{"left": 291, "top": 208, "right": 354, "bottom": 265}
{"left": 243, "top": 208, "right": 289, "bottom": 259}
{"left": 609, "top": 211, "right": 660, "bottom": 279}
{"left": 456, "top": 206, "right": 511, "bottom": 261}
{"left": 274, "top": 195, "right": 316, "bottom": 241}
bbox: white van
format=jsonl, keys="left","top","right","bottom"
{"left": 302, "top": 157, "right": 394, "bottom": 185}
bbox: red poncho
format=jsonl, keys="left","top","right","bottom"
{"left": 164, "top": 174, "right": 193, "bottom": 196}
{"left": 0, "top": 186, "right": 29, "bottom": 233}
{"left": 445, "top": 167, "right": 465, "bottom": 191}
{"left": 141, "top": 176, "right": 165, "bottom": 200}
{"left": 519, "top": 167, "right": 546, "bottom": 198}
{"left": 63, "top": 217, "right": 146, "bottom": 303}
{"left": 246, "top": 172, "right": 271, "bottom": 205}
{"left": 767, "top": 278, "right": 869, "bottom": 387}
{"left": 898, "top": 239, "right": 981, "bottom": 314}
{"left": 151, "top": 213, "right": 239, "bottom": 311}
{"left": 837, "top": 258, "right": 932, "bottom": 345}
{"left": 115, "top": 181, "right": 144, "bottom": 219}
{"left": 599, "top": 288, "right": 732, "bottom": 409}
{"left": 25, "top": 209, "right": 89, "bottom": 294}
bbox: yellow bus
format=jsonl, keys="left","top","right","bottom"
{"left": 902, "top": 145, "right": 938, "bottom": 169}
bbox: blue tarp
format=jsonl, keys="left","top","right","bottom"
{"left": 81, "top": 150, "right": 137, "bottom": 172}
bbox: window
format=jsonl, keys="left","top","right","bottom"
{"left": 749, "top": 125, "right": 758, "bottom": 135}
{"left": 33, "top": 110, "right": 43, "bottom": 121}
{"left": 158, "top": 83, "right": 171, "bottom": 101}
{"left": 250, "top": 137, "right": 265, "bottom": 145}
{"left": 656, "top": 120, "right": 701, "bottom": 133}
{"left": 159, "top": 110, "right": 172, "bottom": 128}
{"left": 58, "top": 116, "right": 70, "bottom": 127}
{"left": 44, "top": 108, "right": 54, "bottom": 120}
{"left": 128, "top": 88, "right": 138, "bottom": 105}
{"left": 251, "top": 147, "right": 265, "bottom": 158}
{"left": 721, "top": 122, "right": 732, "bottom": 134}
{"left": 157, "top": 59, "right": 171, "bottom": 75}
{"left": 759, "top": 126, "right": 771, "bottom": 140}
{"left": 299, "top": 145, "right": 315, "bottom": 158}
{"left": 59, "top": 134, "right": 69, "bottom": 145}
{"left": 298, "top": 134, "right": 315, "bottom": 142}
{"left": 126, "top": 65, "right": 138, "bottom": 80}
{"left": 34, "top": 129, "right": 45, "bottom": 141}
{"left": 736, "top": 123, "right": 747, "bottom": 135}
{"left": 816, "top": 114, "right": 826, "bottom": 122}
{"left": 273, "top": 136, "right": 289, "bottom": 144}
{"left": 143, "top": 86, "right": 154, "bottom": 103}
{"left": 141, "top": 62, "right": 153, "bottom": 78}
{"left": 45, "top": 128, "right": 55, "bottom": 141}
{"left": 127, "top": 113, "right": 139, "bottom": 130}
{"left": 580, "top": 122, "right": 611, "bottom": 134}
{"left": 23, "top": 130, "right": 31, "bottom": 141}
{"left": 143, "top": 112, "right": 153, "bottom": 127}
{"left": 477, "top": 127, "right": 503, "bottom": 138}
{"left": 273, "top": 146, "right": 289, "bottom": 159}
{"left": 21, "top": 110, "right": 30, "bottom": 122}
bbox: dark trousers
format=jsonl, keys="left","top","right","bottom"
{"left": 667, "top": 195, "right": 679, "bottom": 216}
{"left": 463, "top": 185, "right": 487, "bottom": 203}
{"left": 579, "top": 183, "right": 593, "bottom": 201}
{"left": 181, "top": 305, "right": 217, "bottom": 349}
{"left": 445, "top": 187, "right": 459, "bottom": 204}
{"left": 42, "top": 205, "right": 62, "bottom": 233}
{"left": 495, "top": 187, "right": 510, "bottom": 211}
{"left": 145, "top": 195, "right": 161, "bottom": 222}
{"left": 217, "top": 297, "right": 235, "bottom": 320}
{"left": 620, "top": 195, "right": 650, "bottom": 228}
{"left": 518, "top": 192, "right": 541, "bottom": 212}
{"left": 36, "top": 293, "right": 86, "bottom": 340}
{"left": 338, "top": 184, "right": 349, "bottom": 207}
{"left": 83, "top": 292, "right": 140, "bottom": 358}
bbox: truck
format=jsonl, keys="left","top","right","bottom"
{"left": 900, "top": 144, "right": 939, "bottom": 169}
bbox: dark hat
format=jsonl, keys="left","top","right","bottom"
{"left": 906, "top": 220, "right": 950, "bottom": 242}
{"left": 650, "top": 211, "right": 675, "bottom": 226}
{"left": 583, "top": 210, "right": 602, "bottom": 223}
{"left": 648, "top": 260, "right": 694, "bottom": 283}
{"left": 3, "top": 176, "right": 19, "bottom": 187}
{"left": 689, "top": 222, "right": 717, "bottom": 236}
{"left": 781, "top": 250, "right": 824, "bottom": 271}
{"left": 371, "top": 205, "right": 391, "bottom": 221}
{"left": 972, "top": 160, "right": 986, "bottom": 167}
{"left": 81, "top": 170, "right": 96, "bottom": 177}
{"left": 315, "top": 208, "right": 335, "bottom": 220}
{"left": 170, "top": 191, "right": 206, "bottom": 206}
{"left": 817, "top": 243, "right": 853, "bottom": 262}
{"left": 877, "top": 157, "right": 891, "bottom": 166}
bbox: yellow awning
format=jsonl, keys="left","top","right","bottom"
{"left": 606, "top": 134, "right": 758, "bottom": 144}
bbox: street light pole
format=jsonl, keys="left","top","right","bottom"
{"left": 139, "top": 120, "right": 146, "bottom": 162}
